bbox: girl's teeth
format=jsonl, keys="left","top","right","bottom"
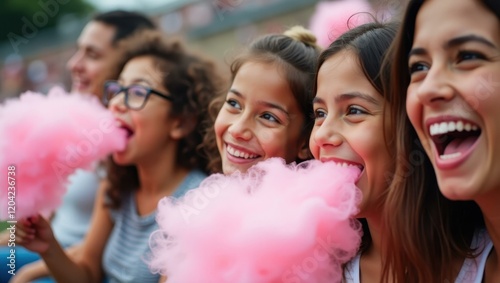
{"left": 227, "top": 145, "right": 257, "bottom": 159}
{"left": 335, "top": 162, "right": 361, "bottom": 169}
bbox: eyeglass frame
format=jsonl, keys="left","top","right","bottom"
{"left": 102, "top": 80, "right": 173, "bottom": 110}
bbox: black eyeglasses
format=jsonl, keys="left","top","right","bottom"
{"left": 103, "top": 80, "right": 173, "bottom": 110}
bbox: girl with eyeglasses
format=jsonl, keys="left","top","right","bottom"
{"left": 14, "top": 30, "right": 225, "bottom": 283}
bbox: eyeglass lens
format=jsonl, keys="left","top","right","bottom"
{"left": 105, "top": 83, "right": 149, "bottom": 109}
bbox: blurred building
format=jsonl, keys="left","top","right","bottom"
{"left": 0, "top": 0, "right": 405, "bottom": 101}
{"left": 0, "top": 0, "right": 320, "bottom": 101}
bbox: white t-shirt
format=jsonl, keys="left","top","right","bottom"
{"left": 455, "top": 229, "right": 493, "bottom": 283}
{"left": 51, "top": 169, "right": 101, "bottom": 247}
{"left": 344, "top": 229, "right": 493, "bottom": 283}
{"left": 344, "top": 253, "right": 360, "bottom": 283}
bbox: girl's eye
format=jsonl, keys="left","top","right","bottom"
{"left": 261, "top": 113, "right": 279, "bottom": 123}
{"left": 130, "top": 86, "right": 148, "bottom": 97}
{"left": 313, "top": 109, "right": 327, "bottom": 120}
{"left": 226, "top": 99, "right": 241, "bottom": 109}
{"left": 346, "top": 106, "right": 367, "bottom": 115}
{"left": 409, "top": 62, "right": 429, "bottom": 74}
{"left": 457, "top": 50, "right": 486, "bottom": 63}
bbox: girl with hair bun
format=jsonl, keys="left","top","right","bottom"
{"left": 204, "top": 25, "right": 321, "bottom": 174}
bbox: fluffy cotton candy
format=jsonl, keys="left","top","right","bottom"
{"left": 0, "top": 87, "right": 126, "bottom": 220}
{"left": 309, "top": 0, "right": 373, "bottom": 48}
{"left": 149, "top": 158, "right": 362, "bottom": 283}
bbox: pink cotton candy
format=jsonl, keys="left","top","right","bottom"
{"left": 309, "top": 0, "right": 373, "bottom": 48}
{"left": 0, "top": 87, "right": 126, "bottom": 220}
{"left": 149, "top": 158, "right": 362, "bottom": 283}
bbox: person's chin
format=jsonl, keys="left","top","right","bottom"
{"left": 112, "top": 152, "right": 133, "bottom": 166}
{"left": 72, "top": 84, "right": 91, "bottom": 94}
{"left": 436, "top": 175, "right": 481, "bottom": 201}
{"left": 223, "top": 162, "right": 253, "bottom": 175}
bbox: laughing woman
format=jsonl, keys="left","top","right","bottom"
{"left": 384, "top": 0, "right": 497, "bottom": 282}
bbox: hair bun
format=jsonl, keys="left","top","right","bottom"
{"left": 284, "top": 26, "right": 320, "bottom": 50}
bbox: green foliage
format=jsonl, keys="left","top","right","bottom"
{"left": 0, "top": 221, "right": 9, "bottom": 231}
{"left": 0, "top": 0, "right": 95, "bottom": 45}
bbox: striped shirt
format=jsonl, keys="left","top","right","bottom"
{"left": 102, "top": 170, "right": 206, "bottom": 283}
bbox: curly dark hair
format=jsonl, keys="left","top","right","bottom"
{"left": 106, "top": 30, "right": 225, "bottom": 208}
{"left": 203, "top": 26, "right": 321, "bottom": 173}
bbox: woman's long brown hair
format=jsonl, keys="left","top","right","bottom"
{"left": 381, "top": 1, "right": 484, "bottom": 282}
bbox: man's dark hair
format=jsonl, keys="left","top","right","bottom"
{"left": 93, "top": 10, "right": 156, "bottom": 45}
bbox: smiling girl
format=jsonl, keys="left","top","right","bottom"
{"left": 309, "top": 22, "right": 398, "bottom": 282}
{"left": 14, "top": 30, "right": 223, "bottom": 283}
{"left": 204, "top": 26, "right": 321, "bottom": 174}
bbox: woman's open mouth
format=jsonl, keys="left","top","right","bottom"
{"left": 428, "top": 119, "right": 481, "bottom": 161}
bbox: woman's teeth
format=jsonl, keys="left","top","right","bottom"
{"left": 429, "top": 121, "right": 478, "bottom": 136}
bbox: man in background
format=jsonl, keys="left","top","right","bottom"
{"left": 1, "top": 10, "right": 156, "bottom": 283}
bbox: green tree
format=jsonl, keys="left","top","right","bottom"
{"left": 0, "top": 0, "right": 95, "bottom": 46}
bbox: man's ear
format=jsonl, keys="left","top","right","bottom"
{"left": 297, "top": 138, "right": 312, "bottom": 160}
{"left": 170, "top": 116, "right": 197, "bottom": 140}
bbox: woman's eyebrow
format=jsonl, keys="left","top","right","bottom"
{"left": 445, "top": 34, "right": 496, "bottom": 50}
{"left": 410, "top": 34, "right": 497, "bottom": 58}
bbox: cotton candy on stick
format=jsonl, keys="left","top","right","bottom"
{"left": 149, "top": 158, "right": 362, "bottom": 283}
{"left": 0, "top": 87, "right": 126, "bottom": 220}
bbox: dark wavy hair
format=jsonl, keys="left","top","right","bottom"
{"left": 381, "top": 0, "right": 485, "bottom": 282}
{"left": 105, "top": 30, "right": 225, "bottom": 208}
{"left": 203, "top": 26, "right": 321, "bottom": 173}
{"left": 92, "top": 10, "right": 156, "bottom": 46}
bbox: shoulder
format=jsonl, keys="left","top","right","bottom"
{"left": 455, "top": 229, "right": 493, "bottom": 283}
{"left": 182, "top": 169, "right": 208, "bottom": 190}
{"left": 171, "top": 169, "right": 207, "bottom": 199}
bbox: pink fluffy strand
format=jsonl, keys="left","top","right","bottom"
{"left": 149, "top": 158, "right": 362, "bottom": 283}
{"left": 0, "top": 87, "right": 126, "bottom": 220}
{"left": 309, "top": 0, "right": 373, "bottom": 48}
